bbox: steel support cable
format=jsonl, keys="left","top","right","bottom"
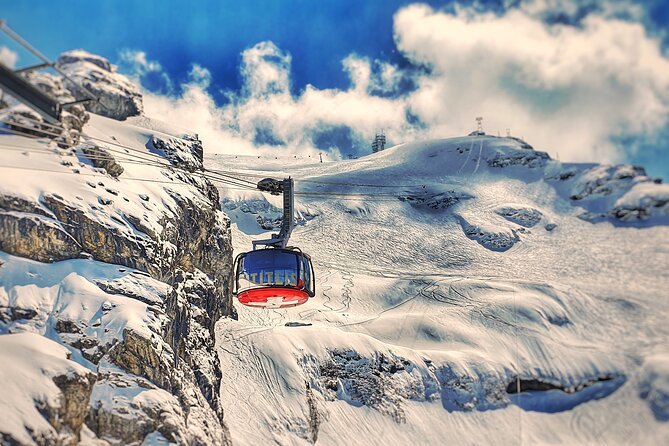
{"left": 1, "top": 125, "right": 403, "bottom": 198}
{"left": 0, "top": 21, "right": 105, "bottom": 108}
{"left": 0, "top": 145, "right": 401, "bottom": 199}
{"left": 0, "top": 121, "right": 259, "bottom": 190}
{"left": 0, "top": 162, "right": 254, "bottom": 191}
{"left": 3, "top": 118, "right": 420, "bottom": 191}
{"left": 0, "top": 160, "right": 400, "bottom": 202}
{"left": 0, "top": 144, "right": 212, "bottom": 169}
{"left": 0, "top": 132, "right": 256, "bottom": 191}
{"left": 2, "top": 120, "right": 424, "bottom": 197}
{"left": 204, "top": 166, "right": 421, "bottom": 189}
{"left": 3, "top": 114, "right": 65, "bottom": 132}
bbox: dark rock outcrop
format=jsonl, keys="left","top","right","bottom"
{"left": 1, "top": 69, "right": 89, "bottom": 147}
{"left": 0, "top": 194, "right": 82, "bottom": 262}
{"left": 150, "top": 135, "right": 204, "bottom": 172}
{"left": 82, "top": 145, "right": 124, "bottom": 178}
{"left": 569, "top": 165, "right": 647, "bottom": 201}
{"left": 0, "top": 334, "right": 97, "bottom": 446}
{"left": 57, "top": 50, "right": 143, "bottom": 120}
{"left": 49, "top": 373, "right": 97, "bottom": 444}
{"left": 487, "top": 148, "right": 550, "bottom": 169}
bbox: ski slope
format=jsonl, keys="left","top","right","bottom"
{"left": 210, "top": 136, "right": 669, "bottom": 445}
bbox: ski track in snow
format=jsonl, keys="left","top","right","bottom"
{"left": 5, "top": 110, "right": 668, "bottom": 444}
{"left": 208, "top": 136, "right": 669, "bottom": 445}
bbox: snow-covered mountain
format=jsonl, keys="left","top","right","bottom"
{"left": 1, "top": 51, "right": 233, "bottom": 445}
{"left": 209, "top": 137, "right": 669, "bottom": 445}
{"left": 1, "top": 49, "right": 668, "bottom": 445}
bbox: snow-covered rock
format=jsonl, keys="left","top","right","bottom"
{"left": 57, "top": 50, "right": 143, "bottom": 120}
{"left": 495, "top": 206, "right": 543, "bottom": 227}
{"left": 210, "top": 135, "right": 668, "bottom": 445}
{"left": 0, "top": 113, "right": 234, "bottom": 444}
{"left": 0, "top": 333, "right": 96, "bottom": 445}
{"left": 612, "top": 182, "right": 669, "bottom": 222}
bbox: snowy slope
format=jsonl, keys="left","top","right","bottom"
{"left": 209, "top": 135, "right": 669, "bottom": 445}
{"left": 0, "top": 112, "right": 233, "bottom": 444}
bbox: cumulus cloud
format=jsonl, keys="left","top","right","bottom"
{"left": 0, "top": 46, "right": 18, "bottom": 68}
{"left": 241, "top": 41, "right": 291, "bottom": 97}
{"left": 132, "top": 2, "right": 669, "bottom": 167}
{"left": 188, "top": 64, "right": 212, "bottom": 88}
{"left": 119, "top": 49, "right": 162, "bottom": 75}
{"left": 394, "top": 2, "right": 669, "bottom": 162}
{"left": 141, "top": 42, "right": 417, "bottom": 158}
{"left": 118, "top": 49, "right": 172, "bottom": 93}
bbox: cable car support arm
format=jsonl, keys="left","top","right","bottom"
{"left": 252, "top": 177, "right": 294, "bottom": 250}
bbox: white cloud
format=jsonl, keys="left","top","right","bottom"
{"left": 342, "top": 54, "right": 408, "bottom": 95}
{"left": 394, "top": 3, "right": 669, "bottom": 162}
{"left": 0, "top": 46, "right": 18, "bottom": 68}
{"left": 188, "top": 64, "right": 212, "bottom": 88}
{"left": 342, "top": 55, "right": 372, "bottom": 92}
{"left": 138, "top": 3, "right": 669, "bottom": 166}
{"left": 118, "top": 49, "right": 173, "bottom": 92}
{"left": 143, "top": 42, "right": 415, "bottom": 158}
{"left": 240, "top": 41, "right": 292, "bottom": 98}
{"left": 119, "top": 49, "right": 162, "bottom": 75}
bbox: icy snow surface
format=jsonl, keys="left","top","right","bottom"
{"left": 0, "top": 112, "right": 221, "bottom": 444}
{"left": 209, "top": 135, "right": 669, "bottom": 445}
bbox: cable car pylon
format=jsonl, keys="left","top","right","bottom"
{"left": 233, "top": 177, "right": 315, "bottom": 309}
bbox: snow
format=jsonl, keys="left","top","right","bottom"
{"left": 209, "top": 135, "right": 669, "bottom": 445}
{"left": 2, "top": 109, "right": 669, "bottom": 444}
{"left": 1, "top": 111, "right": 227, "bottom": 444}
{"left": 0, "top": 251, "right": 164, "bottom": 361}
{"left": 0, "top": 332, "right": 91, "bottom": 444}
{"left": 640, "top": 354, "right": 669, "bottom": 422}
{"left": 0, "top": 122, "right": 177, "bottom": 243}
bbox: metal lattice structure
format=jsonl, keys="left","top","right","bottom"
{"left": 252, "top": 177, "right": 294, "bottom": 249}
{"left": 371, "top": 131, "right": 386, "bottom": 153}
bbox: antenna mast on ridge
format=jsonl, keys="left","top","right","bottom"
{"left": 476, "top": 117, "right": 484, "bottom": 135}
{"left": 371, "top": 130, "right": 386, "bottom": 153}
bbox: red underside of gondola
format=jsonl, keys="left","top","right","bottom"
{"left": 237, "top": 287, "right": 309, "bottom": 309}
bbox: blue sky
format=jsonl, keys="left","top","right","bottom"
{"left": 2, "top": 0, "right": 669, "bottom": 178}
{"left": 3, "top": 0, "right": 450, "bottom": 97}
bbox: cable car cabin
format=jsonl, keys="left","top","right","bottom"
{"left": 234, "top": 248, "right": 315, "bottom": 309}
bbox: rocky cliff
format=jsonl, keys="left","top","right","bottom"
{"left": 0, "top": 51, "right": 234, "bottom": 445}
{"left": 57, "top": 50, "right": 144, "bottom": 121}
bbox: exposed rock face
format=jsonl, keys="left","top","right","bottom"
{"left": 82, "top": 145, "right": 124, "bottom": 177}
{"left": 312, "top": 348, "right": 625, "bottom": 422}
{"left": 1, "top": 69, "right": 89, "bottom": 147}
{"left": 0, "top": 333, "right": 97, "bottom": 445}
{"left": 487, "top": 147, "right": 550, "bottom": 169}
{"left": 50, "top": 373, "right": 98, "bottom": 444}
{"left": 495, "top": 206, "right": 543, "bottom": 227}
{"left": 0, "top": 194, "right": 82, "bottom": 262}
{"left": 319, "top": 350, "right": 415, "bottom": 424}
{"left": 399, "top": 190, "right": 470, "bottom": 210}
{"left": 547, "top": 163, "right": 669, "bottom": 225}
{"left": 57, "top": 50, "right": 143, "bottom": 120}
{"left": 0, "top": 130, "right": 233, "bottom": 442}
{"left": 458, "top": 215, "right": 521, "bottom": 252}
{"left": 0, "top": 211, "right": 82, "bottom": 262}
{"left": 568, "top": 165, "right": 647, "bottom": 201}
{"left": 150, "top": 135, "right": 204, "bottom": 172}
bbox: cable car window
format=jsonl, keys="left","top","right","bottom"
{"left": 301, "top": 256, "right": 313, "bottom": 294}
{"left": 238, "top": 249, "right": 301, "bottom": 291}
